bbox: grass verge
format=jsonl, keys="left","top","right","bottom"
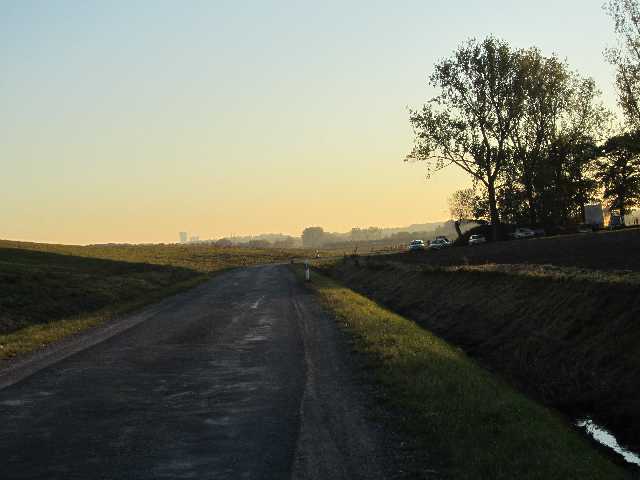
{"left": 0, "top": 274, "right": 207, "bottom": 361}
{"left": 296, "top": 266, "right": 628, "bottom": 479}
{"left": 323, "top": 257, "right": 640, "bottom": 453}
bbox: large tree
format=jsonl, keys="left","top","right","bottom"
{"left": 510, "top": 50, "right": 609, "bottom": 225}
{"left": 605, "top": 0, "right": 640, "bottom": 128}
{"left": 535, "top": 77, "right": 608, "bottom": 225}
{"left": 509, "top": 49, "right": 570, "bottom": 225}
{"left": 595, "top": 133, "right": 640, "bottom": 222}
{"left": 406, "top": 37, "right": 528, "bottom": 229}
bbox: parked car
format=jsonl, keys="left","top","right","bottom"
{"left": 428, "top": 238, "right": 451, "bottom": 250}
{"left": 468, "top": 234, "right": 486, "bottom": 246}
{"left": 512, "top": 227, "right": 535, "bottom": 239}
{"left": 408, "top": 239, "right": 426, "bottom": 252}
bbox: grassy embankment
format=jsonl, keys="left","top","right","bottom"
{"left": 323, "top": 256, "right": 640, "bottom": 455}
{"left": 0, "top": 239, "right": 302, "bottom": 360}
{"left": 298, "top": 266, "right": 628, "bottom": 479}
{"left": 385, "top": 227, "right": 640, "bottom": 271}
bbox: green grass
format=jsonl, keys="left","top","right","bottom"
{"left": 321, "top": 257, "right": 640, "bottom": 453}
{"left": 296, "top": 266, "right": 628, "bottom": 479}
{"left": 0, "top": 239, "right": 305, "bottom": 361}
{"left": 0, "top": 275, "right": 204, "bottom": 359}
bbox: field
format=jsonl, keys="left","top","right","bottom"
{"left": 296, "top": 266, "right": 627, "bottom": 479}
{"left": 0, "top": 239, "right": 304, "bottom": 360}
{"left": 315, "top": 228, "right": 640, "bottom": 461}
{"left": 0, "top": 239, "right": 306, "bottom": 273}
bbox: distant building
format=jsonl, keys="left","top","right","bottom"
{"left": 190, "top": 236, "right": 199, "bottom": 243}
{"left": 179, "top": 232, "right": 188, "bottom": 243}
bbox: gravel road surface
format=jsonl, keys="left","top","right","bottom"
{"left": 0, "top": 265, "right": 395, "bottom": 480}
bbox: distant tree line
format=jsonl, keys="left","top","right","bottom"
{"left": 301, "top": 222, "right": 461, "bottom": 248}
{"left": 212, "top": 235, "right": 299, "bottom": 249}
{"left": 407, "top": 0, "right": 640, "bottom": 231}
{"left": 301, "top": 227, "right": 359, "bottom": 248}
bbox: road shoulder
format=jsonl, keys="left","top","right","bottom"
{"left": 287, "top": 267, "right": 419, "bottom": 480}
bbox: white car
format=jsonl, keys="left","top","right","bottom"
{"left": 408, "top": 239, "right": 426, "bottom": 251}
{"left": 513, "top": 227, "right": 535, "bottom": 239}
{"left": 428, "top": 238, "right": 450, "bottom": 250}
{"left": 468, "top": 234, "right": 486, "bottom": 245}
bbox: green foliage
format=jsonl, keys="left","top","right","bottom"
{"left": 407, "top": 36, "right": 528, "bottom": 225}
{"left": 605, "top": 0, "right": 640, "bottom": 128}
{"left": 596, "top": 133, "right": 640, "bottom": 217}
{"left": 448, "top": 187, "right": 488, "bottom": 221}
{"left": 509, "top": 51, "right": 609, "bottom": 225}
{"left": 408, "top": 36, "right": 613, "bottom": 227}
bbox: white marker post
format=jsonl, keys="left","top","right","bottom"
{"left": 304, "top": 260, "right": 310, "bottom": 282}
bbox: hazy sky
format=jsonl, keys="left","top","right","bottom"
{"left": 2, "top": 1, "right": 621, "bottom": 244}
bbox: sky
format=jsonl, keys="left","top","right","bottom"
{"left": 1, "top": 0, "right": 622, "bottom": 244}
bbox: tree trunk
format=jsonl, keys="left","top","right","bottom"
{"left": 524, "top": 182, "right": 537, "bottom": 226}
{"left": 487, "top": 181, "right": 500, "bottom": 240}
{"left": 454, "top": 221, "right": 463, "bottom": 240}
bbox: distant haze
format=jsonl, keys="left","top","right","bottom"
{"left": 2, "top": 1, "right": 619, "bottom": 244}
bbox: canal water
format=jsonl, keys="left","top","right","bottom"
{"left": 576, "top": 418, "right": 640, "bottom": 466}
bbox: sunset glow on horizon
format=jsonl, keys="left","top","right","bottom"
{"left": 2, "top": 1, "right": 620, "bottom": 244}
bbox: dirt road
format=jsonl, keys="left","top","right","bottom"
{"left": 0, "top": 265, "right": 394, "bottom": 479}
